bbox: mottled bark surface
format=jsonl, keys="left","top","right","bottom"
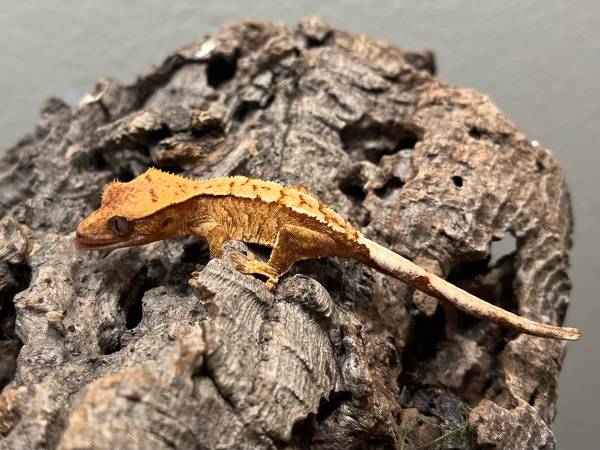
{"left": 0, "top": 18, "right": 574, "bottom": 450}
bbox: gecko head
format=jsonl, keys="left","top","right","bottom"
{"left": 75, "top": 176, "right": 185, "bottom": 251}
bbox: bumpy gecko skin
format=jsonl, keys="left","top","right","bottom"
{"left": 76, "top": 168, "right": 582, "bottom": 341}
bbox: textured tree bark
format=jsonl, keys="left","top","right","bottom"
{"left": 0, "top": 18, "right": 574, "bottom": 450}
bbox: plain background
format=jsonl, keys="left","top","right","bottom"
{"left": 1, "top": 2, "right": 598, "bottom": 448}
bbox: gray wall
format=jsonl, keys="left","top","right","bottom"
{"left": 1, "top": 2, "right": 598, "bottom": 447}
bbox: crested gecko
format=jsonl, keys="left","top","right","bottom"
{"left": 75, "top": 168, "right": 581, "bottom": 341}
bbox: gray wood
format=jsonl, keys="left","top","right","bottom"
{"left": 0, "top": 18, "right": 573, "bottom": 449}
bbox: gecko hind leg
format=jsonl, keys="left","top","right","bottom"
{"left": 232, "top": 224, "right": 336, "bottom": 289}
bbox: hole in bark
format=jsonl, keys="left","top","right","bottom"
{"left": 528, "top": 386, "right": 540, "bottom": 406}
{"left": 233, "top": 94, "right": 275, "bottom": 122}
{"left": 116, "top": 168, "right": 135, "bottom": 183}
{"left": 395, "top": 134, "right": 419, "bottom": 151}
{"left": 449, "top": 259, "right": 490, "bottom": 280}
{"left": 305, "top": 32, "right": 333, "bottom": 48}
{"left": 375, "top": 177, "right": 404, "bottom": 198}
{"left": 121, "top": 266, "right": 161, "bottom": 330}
{"left": 402, "top": 305, "right": 446, "bottom": 370}
{"left": 468, "top": 127, "right": 483, "bottom": 140}
{"left": 306, "top": 36, "right": 323, "bottom": 48}
{"left": 536, "top": 159, "right": 544, "bottom": 172}
{"left": 90, "top": 151, "right": 110, "bottom": 171}
{"left": 97, "top": 321, "right": 122, "bottom": 354}
{"left": 338, "top": 173, "right": 366, "bottom": 201}
{"left": 340, "top": 115, "right": 422, "bottom": 164}
{"left": 233, "top": 100, "right": 261, "bottom": 122}
{"left": 125, "top": 295, "right": 143, "bottom": 330}
{"left": 467, "top": 126, "right": 511, "bottom": 146}
{"left": 451, "top": 176, "right": 463, "bottom": 188}
{"left": 246, "top": 244, "right": 272, "bottom": 260}
{"left": 0, "top": 262, "right": 31, "bottom": 389}
{"left": 139, "top": 128, "right": 172, "bottom": 156}
{"left": 290, "top": 390, "right": 353, "bottom": 447}
{"left": 315, "top": 391, "right": 352, "bottom": 423}
{"left": 0, "top": 340, "right": 21, "bottom": 393}
{"left": 446, "top": 260, "right": 493, "bottom": 330}
{"left": 0, "top": 263, "right": 31, "bottom": 340}
{"left": 181, "top": 241, "right": 210, "bottom": 266}
{"left": 206, "top": 53, "right": 238, "bottom": 89}
{"left": 98, "top": 264, "right": 163, "bottom": 354}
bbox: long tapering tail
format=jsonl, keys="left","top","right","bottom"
{"left": 359, "top": 238, "right": 582, "bottom": 341}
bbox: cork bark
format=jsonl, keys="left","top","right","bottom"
{"left": 0, "top": 18, "right": 573, "bottom": 450}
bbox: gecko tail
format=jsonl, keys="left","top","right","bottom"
{"left": 359, "top": 238, "right": 582, "bottom": 341}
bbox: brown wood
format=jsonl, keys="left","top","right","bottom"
{"left": 0, "top": 18, "right": 574, "bottom": 449}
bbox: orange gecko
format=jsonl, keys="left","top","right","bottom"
{"left": 76, "top": 168, "right": 582, "bottom": 341}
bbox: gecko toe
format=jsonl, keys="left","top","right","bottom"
{"left": 265, "top": 277, "right": 279, "bottom": 290}
{"left": 188, "top": 270, "right": 205, "bottom": 286}
{"left": 229, "top": 251, "right": 251, "bottom": 273}
{"left": 229, "top": 252, "right": 279, "bottom": 283}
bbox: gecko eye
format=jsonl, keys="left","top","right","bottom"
{"left": 110, "top": 216, "right": 129, "bottom": 235}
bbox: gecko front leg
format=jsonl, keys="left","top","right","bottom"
{"left": 232, "top": 224, "right": 336, "bottom": 289}
{"left": 189, "top": 222, "right": 229, "bottom": 283}
{"left": 191, "top": 222, "right": 228, "bottom": 258}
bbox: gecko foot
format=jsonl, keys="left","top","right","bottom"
{"left": 229, "top": 251, "right": 279, "bottom": 289}
{"left": 188, "top": 270, "right": 204, "bottom": 287}
{"left": 188, "top": 249, "right": 256, "bottom": 286}
{"left": 265, "top": 278, "right": 278, "bottom": 290}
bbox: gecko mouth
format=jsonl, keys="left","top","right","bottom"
{"left": 75, "top": 232, "right": 130, "bottom": 251}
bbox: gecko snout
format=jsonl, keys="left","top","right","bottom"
{"left": 74, "top": 228, "right": 85, "bottom": 248}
